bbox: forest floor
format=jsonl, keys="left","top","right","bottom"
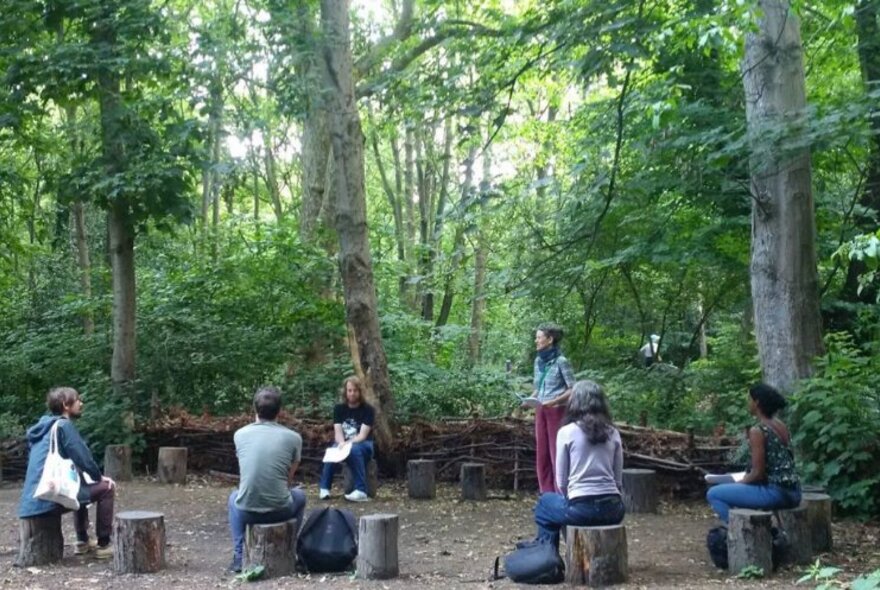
{"left": 1, "top": 477, "right": 878, "bottom": 589}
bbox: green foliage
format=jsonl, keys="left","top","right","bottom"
{"left": 798, "top": 560, "right": 880, "bottom": 590}
{"left": 737, "top": 565, "right": 765, "bottom": 579}
{"left": 235, "top": 564, "right": 265, "bottom": 582}
{"left": 790, "top": 333, "right": 880, "bottom": 517}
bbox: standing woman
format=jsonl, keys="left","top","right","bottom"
{"left": 531, "top": 323, "right": 576, "bottom": 493}
{"left": 527, "top": 380, "right": 625, "bottom": 548}
{"left": 706, "top": 383, "right": 801, "bottom": 522}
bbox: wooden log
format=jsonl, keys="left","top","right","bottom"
{"left": 157, "top": 447, "right": 187, "bottom": 484}
{"left": 728, "top": 509, "right": 772, "bottom": 576}
{"left": 112, "top": 510, "right": 166, "bottom": 574}
{"left": 356, "top": 514, "right": 399, "bottom": 580}
{"left": 407, "top": 459, "right": 436, "bottom": 499}
{"left": 343, "top": 459, "right": 379, "bottom": 498}
{"left": 244, "top": 519, "right": 298, "bottom": 578}
{"left": 104, "top": 444, "right": 133, "bottom": 482}
{"left": 15, "top": 513, "right": 63, "bottom": 567}
{"left": 621, "top": 468, "right": 658, "bottom": 514}
{"left": 460, "top": 463, "right": 487, "bottom": 501}
{"left": 802, "top": 492, "right": 833, "bottom": 553}
{"left": 565, "top": 525, "right": 628, "bottom": 587}
{"left": 778, "top": 505, "right": 812, "bottom": 565}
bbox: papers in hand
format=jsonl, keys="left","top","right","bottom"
{"left": 704, "top": 471, "right": 746, "bottom": 485}
{"left": 514, "top": 393, "right": 540, "bottom": 408}
{"left": 322, "top": 443, "right": 352, "bottom": 463}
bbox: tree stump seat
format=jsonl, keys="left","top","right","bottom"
{"left": 16, "top": 512, "right": 64, "bottom": 567}
{"left": 357, "top": 513, "right": 399, "bottom": 580}
{"left": 777, "top": 505, "right": 812, "bottom": 565}
{"left": 802, "top": 492, "right": 832, "bottom": 553}
{"left": 407, "top": 459, "right": 436, "bottom": 499}
{"left": 621, "top": 468, "right": 658, "bottom": 514}
{"left": 342, "top": 458, "right": 379, "bottom": 498}
{"left": 157, "top": 447, "right": 188, "bottom": 484}
{"left": 565, "top": 524, "right": 628, "bottom": 586}
{"left": 113, "top": 510, "right": 166, "bottom": 573}
{"left": 244, "top": 519, "right": 298, "bottom": 578}
{"left": 728, "top": 509, "right": 772, "bottom": 575}
{"left": 104, "top": 444, "right": 133, "bottom": 482}
{"left": 460, "top": 463, "right": 487, "bottom": 501}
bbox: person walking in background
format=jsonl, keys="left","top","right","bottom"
{"left": 640, "top": 334, "right": 661, "bottom": 367}
{"left": 19, "top": 387, "right": 116, "bottom": 558}
{"left": 530, "top": 323, "right": 576, "bottom": 493}
{"left": 523, "top": 380, "right": 625, "bottom": 548}
{"left": 227, "top": 386, "right": 306, "bottom": 573}
{"left": 706, "top": 383, "right": 801, "bottom": 522}
{"left": 318, "top": 376, "right": 375, "bottom": 502}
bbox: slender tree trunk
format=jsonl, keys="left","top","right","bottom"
{"left": 370, "top": 130, "right": 407, "bottom": 302}
{"left": 742, "top": 0, "right": 824, "bottom": 392}
{"left": 320, "top": 0, "right": 393, "bottom": 447}
{"left": 467, "top": 142, "right": 491, "bottom": 366}
{"left": 264, "top": 129, "right": 283, "bottom": 222}
{"left": 71, "top": 201, "right": 94, "bottom": 336}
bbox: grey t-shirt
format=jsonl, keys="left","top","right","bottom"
{"left": 234, "top": 421, "right": 302, "bottom": 512}
{"left": 555, "top": 422, "right": 623, "bottom": 499}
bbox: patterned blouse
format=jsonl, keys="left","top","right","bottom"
{"left": 533, "top": 354, "right": 576, "bottom": 402}
{"left": 758, "top": 423, "right": 800, "bottom": 489}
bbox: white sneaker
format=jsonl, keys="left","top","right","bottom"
{"left": 319, "top": 488, "right": 331, "bottom": 500}
{"left": 344, "top": 490, "right": 369, "bottom": 502}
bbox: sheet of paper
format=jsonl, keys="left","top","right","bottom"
{"left": 322, "top": 443, "right": 352, "bottom": 463}
{"left": 704, "top": 471, "right": 746, "bottom": 485}
{"left": 514, "top": 392, "right": 540, "bottom": 408}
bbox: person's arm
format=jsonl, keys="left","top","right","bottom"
{"left": 57, "top": 421, "right": 102, "bottom": 483}
{"left": 333, "top": 424, "right": 346, "bottom": 446}
{"left": 543, "top": 358, "right": 576, "bottom": 407}
{"left": 349, "top": 406, "right": 374, "bottom": 444}
{"left": 350, "top": 423, "right": 372, "bottom": 444}
{"left": 740, "top": 427, "right": 766, "bottom": 484}
{"left": 555, "top": 430, "right": 570, "bottom": 495}
{"left": 288, "top": 461, "right": 300, "bottom": 486}
{"left": 288, "top": 435, "right": 302, "bottom": 486}
{"left": 613, "top": 434, "right": 624, "bottom": 491}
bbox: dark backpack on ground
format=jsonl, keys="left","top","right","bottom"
{"left": 296, "top": 507, "right": 358, "bottom": 573}
{"left": 706, "top": 523, "right": 789, "bottom": 571}
{"left": 493, "top": 541, "right": 565, "bottom": 584}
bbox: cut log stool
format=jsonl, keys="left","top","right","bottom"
{"left": 778, "top": 506, "right": 812, "bottom": 565}
{"left": 244, "top": 519, "right": 298, "bottom": 578}
{"left": 802, "top": 492, "right": 833, "bottom": 553}
{"left": 357, "top": 514, "right": 399, "bottom": 580}
{"left": 460, "top": 463, "right": 487, "bottom": 501}
{"left": 104, "top": 444, "right": 133, "bottom": 482}
{"left": 407, "top": 459, "right": 436, "bottom": 499}
{"left": 621, "top": 468, "right": 658, "bottom": 514}
{"left": 728, "top": 509, "right": 772, "bottom": 575}
{"left": 343, "top": 458, "right": 379, "bottom": 498}
{"left": 113, "top": 511, "right": 166, "bottom": 573}
{"left": 15, "top": 513, "right": 63, "bottom": 567}
{"left": 157, "top": 447, "right": 187, "bottom": 484}
{"left": 565, "top": 524, "right": 628, "bottom": 586}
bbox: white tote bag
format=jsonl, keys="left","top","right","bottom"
{"left": 33, "top": 420, "right": 81, "bottom": 510}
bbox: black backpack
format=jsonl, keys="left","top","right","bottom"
{"left": 493, "top": 541, "right": 565, "bottom": 584}
{"left": 296, "top": 507, "right": 358, "bottom": 573}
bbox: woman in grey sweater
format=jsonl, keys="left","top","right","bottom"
{"left": 524, "top": 380, "right": 625, "bottom": 549}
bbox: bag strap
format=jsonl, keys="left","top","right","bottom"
{"left": 298, "top": 507, "right": 326, "bottom": 538}
{"left": 48, "top": 420, "right": 61, "bottom": 455}
{"left": 492, "top": 556, "right": 504, "bottom": 580}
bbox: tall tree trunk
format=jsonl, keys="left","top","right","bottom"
{"left": 263, "top": 128, "right": 284, "bottom": 222}
{"left": 467, "top": 142, "right": 491, "bottom": 366}
{"left": 742, "top": 0, "right": 824, "bottom": 392}
{"left": 370, "top": 130, "right": 408, "bottom": 303}
{"left": 71, "top": 201, "right": 94, "bottom": 337}
{"left": 202, "top": 75, "right": 223, "bottom": 227}
{"left": 94, "top": 10, "right": 136, "bottom": 389}
{"left": 320, "top": 0, "right": 393, "bottom": 447}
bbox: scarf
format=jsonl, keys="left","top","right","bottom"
{"left": 537, "top": 345, "right": 560, "bottom": 372}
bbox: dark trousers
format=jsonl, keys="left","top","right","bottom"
{"left": 73, "top": 480, "right": 115, "bottom": 546}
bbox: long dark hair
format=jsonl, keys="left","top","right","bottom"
{"left": 565, "top": 380, "right": 614, "bottom": 444}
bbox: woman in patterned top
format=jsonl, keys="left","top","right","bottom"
{"left": 707, "top": 383, "right": 801, "bottom": 522}
{"left": 529, "top": 323, "right": 576, "bottom": 493}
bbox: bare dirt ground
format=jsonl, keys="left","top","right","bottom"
{"left": 1, "top": 477, "right": 877, "bottom": 589}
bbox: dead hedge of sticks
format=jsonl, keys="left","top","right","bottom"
{"left": 2, "top": 409, "right": 738, "bottom": 497}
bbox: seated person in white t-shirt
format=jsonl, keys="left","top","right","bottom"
{"left": 227, "top": 386, "right": 306, "bottom": 573}
{"left": 318, "top": 376, "right": 376, "bottom": 503}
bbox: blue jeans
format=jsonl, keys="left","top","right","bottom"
{"left": 227, "top": 488, "right": 306, "bottom": 566}
{"left": 707, "top": 483, "right": 801, "bottom": 522}
{"left": 320, "top": 441, "right": 373, "bottom": 493}
{"left": 534, "top": 492, "right": 626, "bottom": 547}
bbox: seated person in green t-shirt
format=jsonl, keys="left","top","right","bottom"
{"left": 318, "top": 376, "right": 375, "bottom": 503}
{"left": 227, "top": 386, "right": 306, "bottom": 573}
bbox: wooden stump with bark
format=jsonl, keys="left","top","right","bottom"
{"left": 357, "top": 514, "right": 399, "bottom": 580}
{"left": 113, "top": 510, "right": 166, "bottom": 574}
{"left": 244, "top": 519, "right": 298, "bottom": 578}
{"left": 104, "top": 444, "right": 132, "bottom": 482}
{"left": 407, "top": 459, "right": 436, "bottom": 499}
{"left": 157, "top": 447, "right": 187, "bottom": 484}
{"left": 343, "top": 459, "right": 378, "bottom": 498}
{"left": 727, "top": 509, "right": 772, "bottom": 576}
{"left": 778, "top": 505, "right": 812, "bottom": 565}
{"left": 802, "top": 492, "right": 833, "bottom": 553}
{"left": 565, "top": 524, "right": 628, "bottom": 586}
{"left": 460, "top": 463, "right": 487, "bottom": 501}
{"left": 621, "top": 468, "right": 658, "bottom": 514}
{"left": 15, "top": 513, "right": 64, "bottom": 567}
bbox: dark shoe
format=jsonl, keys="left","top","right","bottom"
{"left": 515, "top": 538, "right": 542, "bottom": 550}
{"left": 228, "top": 559, "right": 242, "bottom": 574}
